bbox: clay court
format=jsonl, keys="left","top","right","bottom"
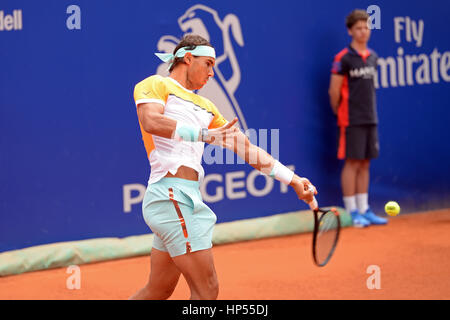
{"left": 0, "top": 209, "right": 448, "bottom": 300}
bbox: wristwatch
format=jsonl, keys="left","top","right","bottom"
{"left": 201, "top": 128, "right": 209, "bottom": 142}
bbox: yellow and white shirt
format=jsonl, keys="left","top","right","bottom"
{"left": 133, "top": 75, "right": 227, "bottom": 184}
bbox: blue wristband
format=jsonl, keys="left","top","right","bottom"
{"left": 174, "top": 123, "right": 200, "bottom": 142}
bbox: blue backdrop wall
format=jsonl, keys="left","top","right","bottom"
{"left": 1, "top": 0, "right": 449, "bottom": 252}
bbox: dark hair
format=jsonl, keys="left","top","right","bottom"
{"left": 169, "top": 34, "right": 214, "bottom": 72}
{"left": 345, "top": 9, "right": 369, "bottom": 29}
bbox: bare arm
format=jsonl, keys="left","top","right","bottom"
{"left": 136, "top": 105, "right": 316, "bottom": 203}
{"left": 216, "top": 126, "right": 316, "bottom": 204}
{"left": 136, "top": 102, "right": 176, "bottom": 138}
{"left": 137, "top": 103, "right": 240, "bottom": 142}
{"left": 328, "top": 74, "right": 344, "bottom": 115}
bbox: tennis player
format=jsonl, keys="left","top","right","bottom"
{"left": 329, "top": 10, "right": 387, "bottom": 227}
{"left": 129, "top": 34, "right": 317, "bottom": 300}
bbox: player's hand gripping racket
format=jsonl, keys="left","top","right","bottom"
{"left": 307, "top": 185, "right": 341, "bottom": 267}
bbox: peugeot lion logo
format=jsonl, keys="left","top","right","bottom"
{"left": 156, "top": 4, "right": 248, "bottom": 131}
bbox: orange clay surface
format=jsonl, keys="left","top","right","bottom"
{"left": 0, "top": 209, "right": 449, "bottom": 300}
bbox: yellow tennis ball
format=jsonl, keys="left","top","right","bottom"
{"left": 385, "top": 201, "right": 400, "bottom": 216}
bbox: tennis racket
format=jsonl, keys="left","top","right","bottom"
{"left": 307, "top": 185, "right": 341, "bottom": 267}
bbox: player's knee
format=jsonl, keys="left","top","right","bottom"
{"left": 158, "top": 287, "right": 176, "bottom": 300}
{"left": 197, "top": 274, "right": 219, "bottom": 300}
{"left": 143, "top": 281, "right": 177, "bottom": 300}
{"left": 202, "top": 279, "right": 219, "bottom": 300}
{"left": 150, "top": 283, "right": 177, "bottom": 300}
{"left": 208, "top": 277, "right": 219, "bottom": 299}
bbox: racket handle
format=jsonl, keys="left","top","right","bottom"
{"left": 309, "top": 197, "right": 318, "bottom": 211}
{"left": 307, "top": 185, "right": 318, "bottom": 210}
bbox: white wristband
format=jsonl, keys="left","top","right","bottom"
{"left": 269, "top": 160, "right": 295, "bottom": 185}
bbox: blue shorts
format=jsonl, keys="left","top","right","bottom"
{"left": 142, "top": 177, "right": 217, "bottom": 257}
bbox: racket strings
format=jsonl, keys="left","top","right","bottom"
{"left": 316, "top": 212, "right": 339, "bottom": 265}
